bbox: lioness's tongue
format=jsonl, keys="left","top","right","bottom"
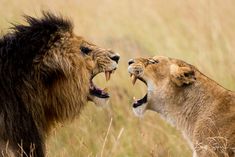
{"left": 133, "top": 94, "right": 147, "bottom": 108}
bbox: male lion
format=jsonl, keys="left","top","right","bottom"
{"left": 0, "top": 12, "right": 120, "bottom": 157}
{"left": 128, "top": 56, "right": 235, "bottom": 157}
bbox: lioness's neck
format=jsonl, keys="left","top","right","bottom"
{"left": 170, "top": 71, "right": 228, "bottom": 139}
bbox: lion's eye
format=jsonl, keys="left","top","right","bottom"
{"left": 148, "top": 59, "right": 159, "bottom": 64}
{"left": 80, "top": 46, "right": 92, "bottom": 55}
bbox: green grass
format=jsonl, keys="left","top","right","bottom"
{"left": 1, "top": 0, "right": 235, "bottom": 156}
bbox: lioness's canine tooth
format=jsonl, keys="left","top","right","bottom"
{"left": 131, "top": 75, "right": 137, "bottom": 85}
{"left": 133, "top": 96, "right": 138, "bottom": 103}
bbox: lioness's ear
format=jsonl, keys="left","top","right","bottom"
{"left": 170, "top": 64, "right": 196, "bottom": 86}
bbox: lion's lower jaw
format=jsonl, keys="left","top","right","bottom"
{"left": 90, "top": 96, "right": 110, "bottom": 107}
{"left": 132, "top": 103, "right": 147, "bottom": 117}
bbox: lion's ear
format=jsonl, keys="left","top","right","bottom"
{"left": 170, "top": 64, "right": 196, "bottom": 86}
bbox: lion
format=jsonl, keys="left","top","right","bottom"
{"left": 0, "top": 12, "right": 120, "bottom": 157}
{"left": 128, "top": 56, "right": 235, "bottom": 157}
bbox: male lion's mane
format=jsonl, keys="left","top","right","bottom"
{"left": 0, "top": 12, "right": 85, "bottom": 157}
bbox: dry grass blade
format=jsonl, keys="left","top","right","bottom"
{"left": 100, "top": 118, "right": 113, "bottom": 157}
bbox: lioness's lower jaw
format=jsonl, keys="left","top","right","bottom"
{"left": 132, "top": 103, "right": 147, "bottom": 117}
{"left": 132, "top": 94, "right": 148, "bottom": 116}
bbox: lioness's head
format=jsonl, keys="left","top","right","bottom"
{"left": 128, "top": 56, "right": 196, "bottom": 117}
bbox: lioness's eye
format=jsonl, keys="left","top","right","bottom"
{"left": 80, "top": 46, "right": 92, "bottom": 55}
{"left": 148, "top": 59, "right": 159, "bottom": 64}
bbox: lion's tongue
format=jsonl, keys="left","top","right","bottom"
{"left": 133, "top": 94, "right": 147, "bottom": 108}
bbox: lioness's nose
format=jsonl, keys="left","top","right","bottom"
{"left": 110, "top": 54, "right": 120, "bottom": 63}
{"left": 128, "top": 59, "right": 134, "bottom": 65}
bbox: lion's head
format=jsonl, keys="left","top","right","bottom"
{"left": 128, "top": 56, "right": 196, "bottom": 118}
{"left": 0, "top": 12, "right": 121, "bottom": 156}
{"left": 0, "top": 12, "right": 119, "bottom": 132}
{"left": 70, "top": 36, "right": 120, "bottom": 106}
{"left": 33, "top": 14, "right": 120, "bottom": 125}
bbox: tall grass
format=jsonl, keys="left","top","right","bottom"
{"left": 1, "top": 0, "right": 235, "bottom": 156}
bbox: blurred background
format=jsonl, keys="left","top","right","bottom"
{"left": 0, "top": 0, "right": 235, "bottom": 156}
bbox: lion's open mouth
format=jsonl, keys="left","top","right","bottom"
{"left": 130, "top": 74, "right": 148, "bottom": 108}
{"left": 89, "top": 70, "right": 114, "bottom": 99}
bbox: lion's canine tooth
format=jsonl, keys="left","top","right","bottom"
{"left": 131, "top": 75, "right": 137, "bottom": 85}
{"left": 103, "top": 87, "right": 108, "bottom": 93}
{"left": 109, "top": 71, "right": 112, "bottom": 80}
{"left": 105, "top": 71, "right": 111, "bottom": 81}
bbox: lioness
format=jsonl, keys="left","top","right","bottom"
{"left": 128, "top": 56, "right": 235, "bottom": 157}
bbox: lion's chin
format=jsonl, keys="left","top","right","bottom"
{"left": 89, "top": 96, "right": 110, "bottom": 107}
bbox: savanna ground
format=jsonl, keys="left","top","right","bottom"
{"left": 0, "top": 0, "right": 235, "bottom": 156}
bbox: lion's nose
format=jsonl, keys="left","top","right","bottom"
{"left": 128, "top": 59, "right": 135, "bottom": 65}
{"left": 110, "top": 54, "right": 120, "bottom": 63}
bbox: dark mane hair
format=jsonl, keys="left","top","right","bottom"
{"left": 0, "top": 12, "right": 73, "bottom": 71}
{"left": 0, "top": 12, "right": 73, "bottom": 157}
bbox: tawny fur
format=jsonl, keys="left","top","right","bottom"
{"left": 128, "top": 56, "right": 235, "bottom": 157}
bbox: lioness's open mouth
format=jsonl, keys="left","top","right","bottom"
{"left": 133, "top": 94, "right": 147, "bottom": 108}
{"left": 89, "top": 70, "right": 115, "bottom": 99}
{"left": 130, "top": 74, "right": 148, "bottom": 108}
